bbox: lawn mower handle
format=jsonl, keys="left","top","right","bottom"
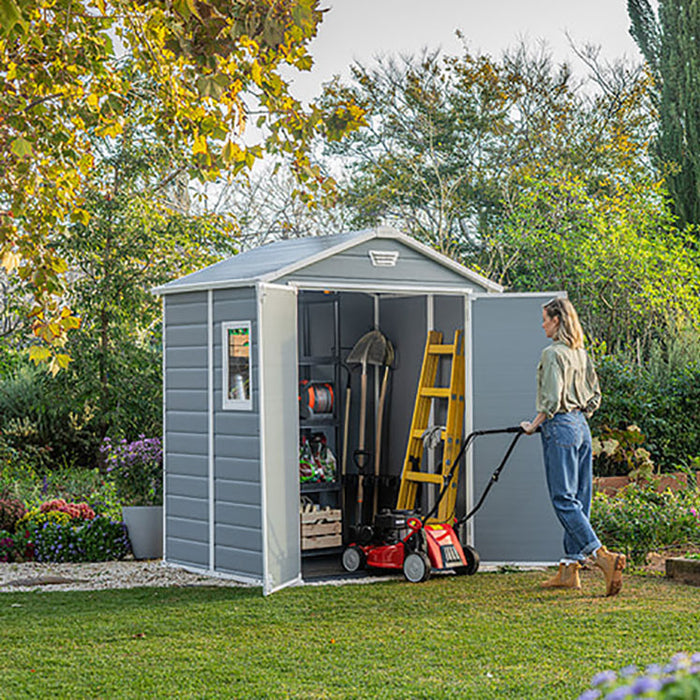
{"left": 421, "top": 426, "right": 528, "bottom": 526}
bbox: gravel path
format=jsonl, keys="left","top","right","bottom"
{"left": 0, "top": 559, "right": 528, "bottom": 593}
{"left": 0, "top": 559, "right": 249, "bottom": 593}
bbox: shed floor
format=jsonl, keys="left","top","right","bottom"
{"left": 301, "top": 551, "right": 402, "bottom": 583}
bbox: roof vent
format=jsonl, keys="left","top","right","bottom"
{"left": 369, "top": 250, "right": 400, "bottom": 267}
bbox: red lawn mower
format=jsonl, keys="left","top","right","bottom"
{"left": 341, "top": 427, "right": 524, "bottom": 582}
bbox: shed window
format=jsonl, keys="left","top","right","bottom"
{"left": 223, "top": 322, "right": 252, "bottom": 410}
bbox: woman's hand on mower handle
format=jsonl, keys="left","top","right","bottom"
{"left": 520, "top": 421, "right": 536, "bottom": 435}
{"left": 521, "top": 412, "right": 546, "bottom": 435}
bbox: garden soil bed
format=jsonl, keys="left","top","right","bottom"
{"left": 641, "top": 545, "right": 700, "bottom": 576}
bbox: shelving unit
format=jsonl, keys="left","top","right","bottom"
{"left": 298, "top": 291, "right": 343, "bottom": 554}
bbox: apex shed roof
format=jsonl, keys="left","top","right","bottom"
{"left": 152, "top": 226, "right": 503, "bottom": 295}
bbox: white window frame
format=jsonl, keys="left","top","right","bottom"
{"left": 222, "top": 321, "right": 253, "bottom": 411}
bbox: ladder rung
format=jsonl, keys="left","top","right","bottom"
{"left": 428, "top": 344, "right": 455, "bottom": 355}
{"left": 411, "top": 429, "right": 446, "bottom": 440}
{"left": 403, "top": 472, "right": 443, "bottom": 484}
{"left": 420, "top": 387, "right": 451, "bottom": 398}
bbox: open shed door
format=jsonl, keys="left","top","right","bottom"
{"left": 258, "top": 283, "right": 301, "bottom": 594}
{"left": 469, "top": 293, "right": 561, "bottom": 564}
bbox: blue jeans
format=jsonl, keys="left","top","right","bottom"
{"left": 540, "top": 411, "right": 601, "bottom": 561}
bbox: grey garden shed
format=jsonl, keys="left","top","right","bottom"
{"left": 153, "top": 226, "right": 562, "bottom": 594}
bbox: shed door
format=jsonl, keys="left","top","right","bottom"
{"left": 470, "top": 293, "right": 561, "bottom": 563}
{"left": 258, "top": 283, "right": 301, "bottom": 594}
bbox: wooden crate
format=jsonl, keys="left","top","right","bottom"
{"left": 300, "top": 507, "right": 342, "bottom": 551}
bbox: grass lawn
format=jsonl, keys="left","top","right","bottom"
{"left": 1, "top": 568, "right": 699, "bottom": 699}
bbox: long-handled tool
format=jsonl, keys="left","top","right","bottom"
{"left": 346, "top": 329, "right": 394, "bottom": 524}
{"left": 372, "top": 342, "right": 395, "bottom": 517}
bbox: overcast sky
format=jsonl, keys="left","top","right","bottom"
{"left": 287, "top": 0, "right": 646, "bottom": 103}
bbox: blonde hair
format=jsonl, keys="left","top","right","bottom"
{"left": 543, "top": 297, "right": 584, "bottom": 349}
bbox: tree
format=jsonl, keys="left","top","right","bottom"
{"left": 56, "top": 74, "right": 240, "bottom": 436}
{"left": 323, "top": 41, "right": 655, "bottom": 261}
{"left": 321, "top": 49, "right": 508, "bottom": 258}
{"left": 213, "top": 160, "right": 354, "bottom": 249}
{"left": 489, "top": 169, "right": 700, "bottom": 353}
{"left": 0, "top": 0, "right": 365, "bottom": 370}
{"left": 628, "top": 0, "right": 700, "bottom": 227}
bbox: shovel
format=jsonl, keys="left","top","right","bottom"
{"left": 346, "top": 329, "right": 394, "bottom": 524}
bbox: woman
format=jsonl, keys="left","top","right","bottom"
{"left": 520, "top": 297, "right": 626, "bottom": 596}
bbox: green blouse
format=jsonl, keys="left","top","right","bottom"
{"left": 536, "top": 341, "right": 601, "bottom": 419}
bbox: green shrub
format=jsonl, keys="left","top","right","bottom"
{"left": 0, "top": 463, "right": 122, "bottom": 519}
{"left": 592, "top": 351, "right": 700, "bottom": 472}
{"left": 590, "top": 484, "right": 700, "bottom": 565}
{"left": 592, "top": 424, "right": 655, "bottom": 479}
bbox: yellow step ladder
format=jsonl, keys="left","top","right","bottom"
{"left": 395, "top": 330, "right": 465, "bottom": 523}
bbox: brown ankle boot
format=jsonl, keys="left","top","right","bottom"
{"left": 541, "top": 562, "right": 581, "bottom": 589}
{"left": 593, "top": 546, "right": 626, "bottom": 596}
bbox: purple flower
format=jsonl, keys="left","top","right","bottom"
{"left": 630, "top": 676, "right": 662, "bottom": 694}
{"left": 606, "top": 687, "right": 631, "bottom": 700}
{"left": 577, "top": 691, "right": 600, "bottom": 700}
{"left": 592, "top": 671, "right": 617, "bottom": 687}
{"left": 620, "top": 665, "right": 638, "bottom": 678}
{"left": 645, "top": 664, "right": 663, "bottom": 675}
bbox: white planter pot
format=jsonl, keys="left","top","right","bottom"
{"left": 122, "top": 505, "right": 163, "bottom": 560}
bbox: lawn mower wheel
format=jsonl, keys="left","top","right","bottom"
{"left": 403, "top": 551, "right": 432, "bottom": 583}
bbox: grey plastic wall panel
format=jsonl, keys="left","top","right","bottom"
{"left": 167, "top": 515, "right": 208, "bottom": 543}
{"left": 166, "top": 347, "right": 208, "bottom": 369}
{"left": 165, "top": 389, "right": 207, "bottom": 412}
{"left": 280, "top": 240, "right": 481, "bottom": 290}
{"left": 471, "top": 294, "right": 561, "bottom": 563}
{"left": 167, "top": 474, "right": 208, "bottom": 499}
{"left": 164, "top": 291, "right": 211, "bottom": 569}
{"left": 214, "top": 545, "right": 263, "bottom": 575}
{"left": 167, "top": 432, "right": 208, "bottom": 456}
{"left": 214, "top": 411, "right": 259, "bottom": 436}
{"left": 167, "top": 453, "right": 208, "bottom": 474}
{"left": 214, "top": 456, "right": 260, "bottom": 483}
{"left": 216, "top": 523, "right": 262, "bottom": 549}
{"left": 378, "top": 296, "right": 427, "bottom": 481}
{"left": 168, "top": 494, "right": 209, "bottom": 520}
{"left": 216, "top": 480, "right": 260, "bottom": 505}
{"left": 166, "top": 410, "right": 208, "bottom": 434}
{"left": 167, "top": 325, "right": 208, "bottom": 347}
{"left": 167, "top": 368, "right": 209, "bottom": 391}
{"left": 259, "top": 284, "right": 300, "bottom": 593}
{"left": 216, "top": 501, "right": 261, "bottom": 529}
{"left": 212, "top": 287, "right": 263, "bottom": 579}
{"left": 215, "top": 434, "right": 260, "bottom": 461}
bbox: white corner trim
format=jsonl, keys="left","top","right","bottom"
{"left": 207, "top": 290, "right": 215, "bottom": 572}
{"left": 256, "top": 284, "right": 269, "bottom": 598}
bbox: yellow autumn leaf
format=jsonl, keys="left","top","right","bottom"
{"left": 193, "top": 133, "right": 208, "bottom": 155}
{"left": 251, "top": 60, "right": 262, "bottom": 85}
{"left": 2, "top": 250, "right": 21, "bottom": 273}
{"left": 28, "top": 346, "right": 51, "bottom": 365}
